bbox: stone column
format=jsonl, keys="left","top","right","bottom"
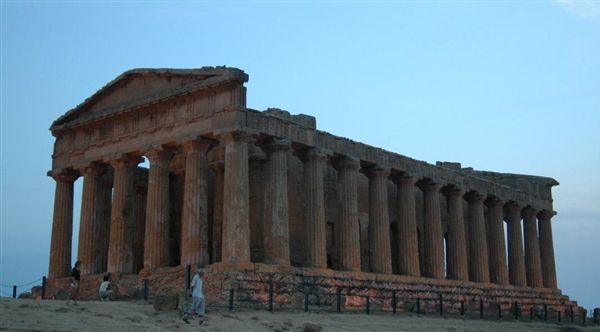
{"left": 395, "top": 176, "right": 420, "bottom": 276}
{"left": 419, "top": 181, "right": 444, "bottom": 279}
{"left": 180, "top": 140, "right": 211, "bottom": 267}
{"left": 107, "top": 156, "right": 139, "bottom": 273}
{"left": 335, "top": 156, "right": 362, "bottom": 271}
{"left": 538, "top": 210, "right": 557, "bottom": 289}
{"left": 466, "top": 191, "right": 490, "bottom": 283}
{"left": 367, "top": 166, "right": 392, "bottom": 274}
{"left": 143, "top": 148, "right": 172, "bottom": 269}
{"left": 96, "top": 170, "right": 113, "bottom": 273}
{"left": 77, "top": 163, "right": 104, "bottom": 274}
{"left": 302, "top": 148, "right": 329, "bottom": 268}
{"left": 523, "top": 207, "right": 543, "bottom": 287}
{"left": 48, "top": 171, "right": 77, "bottom": 278}
{"left": 210, "top": 158, "right": 224, "bottom": 263}
{"left": 443, "top": 187, "right": 468, "bottom": 281}
{"left": 133, "top": 169, "right": 148, "bottom": 273}
{"left": 263, "top": 139, "right": 292, "bottom": 265}
{"left": 486, "top": 197, "right": 509, "bottom": 285}
{"left": 505, "top": 202, "right": 527, "bottom": 286}
{"left": 221, "top": 132, "right": 252, "bottom": 264}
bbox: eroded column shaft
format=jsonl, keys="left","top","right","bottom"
{"left": 77, "top": 165, "right": 102, "bottom": 274}
{"left": 538, "top": 212, "right": 558, "bottom": 289}
{"left": 48, "top": 173, "right": 76, "bottom": 278}
{"left": 445, "top": 188, "right": 468, "bottom": 281}
{"left": 396, "top": 177, "right": 420, "bottom": 276}
{"left": 505, "top": 204, "right": 527, "bottom": 286}
{"left": 303, "top": 148, "right": 328, "bottom": 268}
{"left": 467, "top": 193, "right": 490, "bottom": 283}
{"left": 486, "top": 199, "right": 509, "bottom": 285}
{"left": 421, "top": 182, "right": 444, "bottom": 279}
{"left": 336, "top": 157, "right": 361, "bottom": 271}
{"left": 368, "top": 167, "right": 392, "bottom": 274}
{"left": 180, "top": 141, "right": 210, "bottom": 267}
{"left": 523, "top": 208, "right": 543, "bottom": 287}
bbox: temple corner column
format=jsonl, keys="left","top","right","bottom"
{"left": 538, "top": 210, "right": 558, "bottom": 289}
{"left": 48, "top": 169, "right": 78, "bottom": 278}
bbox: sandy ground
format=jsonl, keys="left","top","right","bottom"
{"left": 0, "top": 298, "right": 598, "bottom": 332}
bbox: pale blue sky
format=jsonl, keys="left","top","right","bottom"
{"left": 1, "top": 1, "right": 598, "bottom": 309}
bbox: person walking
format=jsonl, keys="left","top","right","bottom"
{"left": 183, "top": 266, "right": 205, "bottom": 325}
{"left": 69, "top": 260, "right": 81, "bottom": 302}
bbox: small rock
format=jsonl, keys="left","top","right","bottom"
{"left": 300, "top": 322, "right": 322, "bottom": 332}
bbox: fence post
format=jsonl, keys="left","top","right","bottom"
{"left": 366, "top": 296, "right": 370, "bottom": 314}
{"left": 268, "top": 281, "right": 274, "bottom": 312}
{"left": 185, "top": 265, "right": 191, "bottom": 290}
{"left": 570, "top": 305, "right": 574, "bottom": 323}
{"left": 416, "top": 298, "right": 421, "bottom": 314}
{"left": 544, "top": 304, "right": 548, "bottom": 321}
{"left": 513, "top": 301, "right": 519, "bottom": 320}
{"left": 479, "top": 298, "right": 484, "bottom": 319}
{"left": 228, "top": 288, "right": 235, "bottom": 311}
{"left": 392, "top": 290, "right": 397, "bottom": 314}
{"left": 12, "top": 285, "right": 16, "bottom": 298}
{"left": 582, "top": 309, "right": 587, "bottom": 325}
{"left": 336, "top": 287, "right": 341, "bottom": 313}
{"left": 460, "top": 300, "right": 465, "bottom": 316}
{"left": 439, "top": 293, "right": 443, "bottom": 316}
{"left": 497, "top": 302, "right": 502, "bottom": 320}
{"left": 41, "top": 276, "right": 47, "bottom": 300}
{"left": 530, "top": 305, "right": 535, "bottom": 320}
{"left": 304, "top": 292, "right": 309, "bottom": 312}
{"left": 558, "top": 309, "right": 561, "bottom": 323}
{"left": 143, "top": 279, "right": 149, "bottom": 301}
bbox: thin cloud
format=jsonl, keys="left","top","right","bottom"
{"left": 555, "top": 0, "right": 600, "bottom": 22}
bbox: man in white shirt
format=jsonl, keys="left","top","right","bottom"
{"left": 98, "top": 274, "right": 112, "bottom": 301}
{"left": 184, "top": 266, "right": 205, "bottom": 325}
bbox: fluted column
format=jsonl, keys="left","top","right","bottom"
{"left": 263, "top": 139, "right": 291, "bottom": 265}
{"left": 443, "top": 187, "right": 468, "bottom": 281}
{"left": 466, "top": 191, "right": 490, "bottom": 283}
{"left": 133, "top": 169, "right": 147, "bottom": 273}
{"left": 395, "top": 176, "right": 420, "bottom": 276}
{"left": 505, "top": 202, "right": 527, "bottom": 286}
{"left": 335, "top": 156, "right": 361, "bottom": 271}
{"left": 486, "top": 197, "right": 509, "bottom": 285}
{"left": 538, "top": 210, "right": 557, "bottom": 289}
{"left": 302, "top": 148, "right": 329, "bottom": 268}
{"left": 77, "top": 163, "right": 104, "bottom": 274}
{"left": 523, "top": 207, "right": 543, "bottom": 287}
{"left": 107, "top": 155, "right": 140, "bottom": 273}
{"left": 419, "top": 181, "right": 444, "bottom": 279}
{"left": 180, "top": 140, "right": 210, "bottom": 267}
{"left": 367, "top": 166, "right": 392, "bottom": 274}
{"left": 143, "top": 149, "right": 172, "bottom": 269}
{"left": 210, "top": 158, "right": 224, "bottom": 263}
{"left": 96, "top": 170, "right": 113, "bottom": 273}
{"left": 221, "top": 132, "right": 252, "bottom": 264}
{"left": 48, "top": 171, "right": 78, "bottom": 278}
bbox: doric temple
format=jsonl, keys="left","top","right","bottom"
{"left": 46, "top": 67, "right": 580, "bottom": 313}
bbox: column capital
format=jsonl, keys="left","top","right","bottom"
{"left": 537, "top": 210, "right": 555, "bottom": 221}
{"left": 364, "top": 165, "right": 391, "bottom": 178}
{"left": 417, "top": 180, "right": 443, "bottom": 193}
{"left": 181, "top": 139, "right": 213, "bottom": 154}
{"left": 265, "top": 138, "right": 292, "bottom": 153}
{"left": 441, "top": 186, "right": 465, "bottom": 198}
{"left": 48, "top": 169, "right": 79, "bottom": 183}
{"left": 464, "top": 191, "right": 487, "bottom": 203}
{"left": 393, "top": 174, "right": 417, "bottom": 186}
{"left": 218, "top": 131, "right": 254, "bottom": 144}
{"left": 485, "top": 196, "right": 505, "bottom": 208}
{"left": 77, "top": 162, "right": 106, "bottom": 176}
{"left": 108, "top": 154, "right": 142, "bottom": 169}
{"left": 504, "top": 201, "right": 523, "bottom": 213}
{"left": 145, "top": 148, "right": 173, "bottom": 167}
{"left": 298, "top": 147, "right": 332, "bottom": 162}
{"left": 522, "top": 206, "right": 539, "bottom": 220}
{"left": 334, "top": 156, "right": 361, "bottom": 171}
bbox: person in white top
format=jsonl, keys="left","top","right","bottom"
{"left": 183, "top": 266, "right": 205, "bottom": 325}
{"left": 98, "top": 274, "right": 112, "bottom": 301}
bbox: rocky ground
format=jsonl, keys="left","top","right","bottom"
{"left": 0, "top": 298, "right": 598, "bottom": 332}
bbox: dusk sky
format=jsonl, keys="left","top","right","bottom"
{"left": 1, "top": 2, "right": 599, "bottom": 309}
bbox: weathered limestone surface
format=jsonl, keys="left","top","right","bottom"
{"left": 335, "top": 157, "right": 362, "bottom": 272}
{"left": 419, "top": 182, "right": 444, "bottom": 279}
{"left": 443, "top": 187, "right": 468, "bottom": 281}
{"left": 77, "top": 164, "right": 104, "bottom": 274}
{"left": 221, "top": 132, "right": 251, "bottom": 264}
{"left": 133, "top": 169, "right": 147, "bottom": 273}
{"left": 263, "top": 139, "right": 291, "bottom": 266}
{"left": 466, "top": 192, "right": 490, "bottom": 283}
{"left": 523, "top": 207, "right": 543, "bottom": 288}
{"left": 538, "top": 211, "right": 558, "bottom": 289}
{"left": 108, "top": 156, "right": 139, "bottom": 274}
{"left": 144, "top": 149, "right": 172, "bottom": 270}
{"left": 302, "top": 148, "right": 329, "bottom": 269}
{"left": 505, "top": 203, "right": 527, "bottom": 286}
{"left": 486, "top": 198, "right": 509, "bottom": 285}
{"left": 367, "top": 166, "right": 392, "bottom": 274}
{"left": 395, "top": 176, "right": 420, "bottom": 276}
{"left": 180, "top": 141, "right": 210, "bottom": 267}
{"left": 96, "top": 171, "right": 113, "bottom": 273}
{"left": 48, "top": 172, "right": 77, "bottom": 278}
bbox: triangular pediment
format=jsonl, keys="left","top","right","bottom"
{"left": 51, "top": 67, "right": 247, "bottom": 130}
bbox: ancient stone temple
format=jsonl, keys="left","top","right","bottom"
{"left": 46, "top": 67, "right": 581, "bottom": 315}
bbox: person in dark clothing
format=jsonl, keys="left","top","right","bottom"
{"left": 70, "top": 260, "right": 81, "bottom": 302}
